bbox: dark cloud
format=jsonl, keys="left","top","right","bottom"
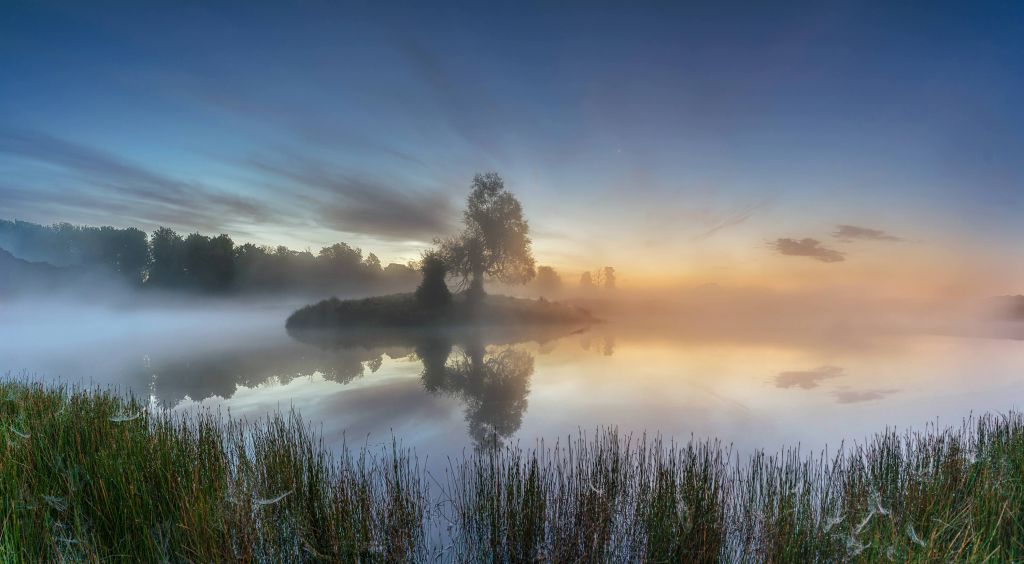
{"left": 247, "top": 155, "right": 455, "bottom": 241}
{"left": 832, "top": 388, "right": 899, "bottom": 404}
{"left": 771, "top": 238, "right": 845, "bottom": 263}
{"left": 833, "top": 225, "right": 902, "bottom": 242}
{"left": 775, "top": 365, "right": 843, "bottom": 389}
{"left": 0, "top": 128, "right": 273, "bottom": 232}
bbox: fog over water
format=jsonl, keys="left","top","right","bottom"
{"left": 3, "top": 292, "right": 1022, "bottom": 465}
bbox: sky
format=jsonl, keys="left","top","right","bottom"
{"left": 1, "top": 1, "right": 1022, "bottom": 295}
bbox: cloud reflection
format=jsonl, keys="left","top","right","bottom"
{"left": 832, "top": 388, "right": 900, "bottom": 404}
{"left": 775, "top": 365, "right": 843, "bottom": 389}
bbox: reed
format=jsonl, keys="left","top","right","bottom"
{"left": 3, "top": 379, "right": 1023, "bottom": 561}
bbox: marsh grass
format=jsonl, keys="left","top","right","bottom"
{"left": 0, "top": 380, "right": 426, "bottom": 562}
{"left": 3, "top": 380, "right": 1024, "bottom": 561}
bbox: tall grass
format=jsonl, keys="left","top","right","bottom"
{"left": 0, "top": 381, "right": 426, "bottom": 561}
{"left": 3, "top": 380, "right": 1024, "bottom": 561}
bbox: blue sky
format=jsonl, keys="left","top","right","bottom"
{"left": 1, "top": 1, "right": 1022, "bottom": 289}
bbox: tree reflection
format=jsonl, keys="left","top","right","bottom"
{"left": 142, "top": 325, "right": 573, "bottom": 450}
{"left": 418, "top": 340, "right": 534, "bottom": 451}
{"left": 144, "top": 344, "right": 389, "bottom": 405}
{"left": 416, "top": 337, "right": 453, "bottom": 393}
{"left": 290, "top": 326, "right": 554, "bottom": 450}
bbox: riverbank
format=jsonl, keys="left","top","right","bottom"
{"left": 3, "top": 380, "right": 1023, "bottom": 561}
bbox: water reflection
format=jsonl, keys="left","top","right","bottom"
{"left": 422, "top": 343, "right": 533, "bottom": 450}
{"left": 288, "top": 327, "right": 567, "bottom": 450}
{"left": 832, "top": 388, "right": 901, "bottom": 404}
{"left": 771, "top": 364, "right": 905, "bottom": 404}
{"left": 145, "top": 343, "right": 398, "bottom": 406}
{"left": 579, "top": 334, "right": 615, "bottom": 356}
{"left": 141, "top": 325, "right": 580, "bottom": 450}
{"left": 8, "top": 301, "right": 1024, "bottom": 460}
{"left": 774, "top": 366, "right": 844, "bottom": 389}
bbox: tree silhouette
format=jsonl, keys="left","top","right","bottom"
{"left": 98, "top": 226, "right": 148, "bottom": 284}
{"left": 2, "top": 218, "right": 422, "bottom": 295}
{"left": 415, "top": 250, "right": 452, "bottom": 307}
{"left": 579, "top": 271, "right": 594, "bottom": 290}
{"left": 363, "top": 252, "right": 382, "bottom": 273}
{"left": 149, "top": 227, "right": 185, "bottom": 287}
{"left": 439, "top": 172, "right": 535, "bottom": 300}
{"left": 183, "top": 232, "right": 235, "bottom": 291}
{"left": 0, "top": 220, "right": 148, "bottom": 284}
{"left": 602, "top": 266, "right": 616, "bottom": 290}
{"left": 535, "top": 265, "right": 562, "bottom": 296}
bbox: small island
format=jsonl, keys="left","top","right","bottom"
{"left": 287, "top": 172, "right": 597, "bottom": 331}
{"left": 286, "top": 291, "right": 596, "bottom": 329}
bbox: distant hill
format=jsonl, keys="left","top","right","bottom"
{"left": 0, "top": 248, "right": 63, "bottom": 292}
{"left": 0, "top": 248, "right": 112, "bottom": 296}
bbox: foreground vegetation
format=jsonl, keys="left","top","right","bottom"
{"left": 3, "top": 381, "right": 1024, "bottom": 561}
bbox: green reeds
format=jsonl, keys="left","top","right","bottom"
{"left": 3, "top": 380, "right": 1024, "bottom": 562}
{"left": 0, "top": 381, "right": 426, "bottom": 562}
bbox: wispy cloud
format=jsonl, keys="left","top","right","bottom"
{"left": 833, "top": 224, "right": 903, "bottom": 242}
{"left": 0, "top": 127, "right": 272, "bottom": 232}
{"left": 775, "top": 365, "right": 843, "bottom": 389}
{"left": 398, "top": 39, "right": 515, "bottom": 162}
{"left": 0, "top": 127, "right": 455, "bottom": 242}
{"left": 691, "top": 199, "right": 769, "bottom": 241}
{"left": 247, "top": 155, "right": 455, "bottom": 241}
{"left": 771, "top": 238, "right": 845, "bottom": 263}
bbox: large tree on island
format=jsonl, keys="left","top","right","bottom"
{"left": 438, "top": 172, "right": 536, "bottom": 300}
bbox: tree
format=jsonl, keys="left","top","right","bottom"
{"left": 602, "top": 266, "right": 616, "bottom": 290}
{"left": 579, "top": 271, "right": 594, "bottom": 290}
{"left": 182, "top": 232, "right": 234, "bottom": 291}
{"left": 317, "top": 242, "right": 364, "bottom": 288}
{"left": 95, "top": 226, "right": 148, "bottom": 285}
{"left": 149, "top": 227, "right": 185, "bottom": 287}
{"left": 439, "top": 172, "right": 535, "bottom": 300}
{"left": 363, "top": 252, "right": 382, "bottom": 273}
{"left": 415, "top": 250, "right": 452, "bottom": 307}
{"left": 535, "top": 265, "right": 562, "bottom": 296}
{"left": 318, "top": 242, "right": 362, "bottom": 266}
{"left": 115, "top": 227, "right": 149, "bottom": 285}
{"left": 208, "top": 234, "right": 236, "bottom": 290}
{"left": 0, "top": 219, "right": 148, "bottom": 283}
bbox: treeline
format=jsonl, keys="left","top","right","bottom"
{"left": 0, "top": 219, "right": 418, "bottom": 295}
{"left": 532, "top": 265, "right": 617, "bottom": 296}
{"left": 0, "top": 219, "right": 148, "bottom": 280}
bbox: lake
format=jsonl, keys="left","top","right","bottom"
{"left": 4, "top": 298, "right": 1023, "bottom": 463}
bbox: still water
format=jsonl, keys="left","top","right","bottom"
{"left": 3, "top": 299, "right": 1023, "bottom": 460}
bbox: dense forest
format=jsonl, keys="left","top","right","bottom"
{"left": 0, "top": 219, "right": 418, "bottom": 295}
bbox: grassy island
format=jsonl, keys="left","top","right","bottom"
{"left": 4, "top": 380, "right": 1024, "bottom": 561}
{"left": 285, "top": 292, "right": 597, "bottom": 330}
